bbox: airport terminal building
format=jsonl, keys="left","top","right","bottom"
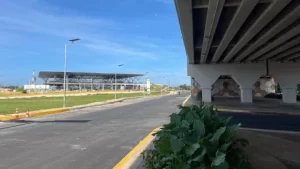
{"left": 31, "top": 71, "right": 150, "bottom": 91}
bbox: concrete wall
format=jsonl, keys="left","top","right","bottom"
{"left": 188, "top": 63, "right": 300, "bottom": 103}
{"left": 211, "top": 76, "right": 275, "bottom": 97}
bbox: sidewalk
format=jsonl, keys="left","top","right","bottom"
{"left": 186, "top": 96, "right": 300, "bottom": 115}
{"left": 239, "top": 129, "right": 300, "bottom": 169}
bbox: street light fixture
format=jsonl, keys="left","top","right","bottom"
{"left": 63, "top": 38, "right": 80, "bottom": 108}
{"left": 115, "top": 64, "right": 124, "bottom": 99}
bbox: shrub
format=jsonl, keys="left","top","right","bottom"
{"left": 142, "top": 104, "right": 252, "bottom": 169}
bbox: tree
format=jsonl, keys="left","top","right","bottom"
{"left": 150, "top": 84, "right": 162, "bottom": 91}
{"left": 16, "top": 86, "right": 24, "bottom": 92}
{"left": 178, "top": 84, "right": 191, "bottom": 90}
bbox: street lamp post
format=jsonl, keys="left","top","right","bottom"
{"left": 143, "top": 72, "right": 149, "bottom": 97}
{"left": 63, "top": 38, "right": 80, "bottom": 108}
{"left": 161, "top": 77, "right": 169, "bottom": 95}
{"left": 115, "top": 64, "right": 124, "bottom": 99}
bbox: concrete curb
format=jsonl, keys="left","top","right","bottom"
{"left": 214, "top": 107, "right": 300, "bottom": 116}
{"left": 113, "top": 127, "right": 161, "bottom": 169}
{"left": 182, "top": 95, "right": 191, "bottom": 106}
{"left": 0, "top": 108, "right": 69, "bottom": 121}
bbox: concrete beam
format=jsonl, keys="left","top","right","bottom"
{"left": 284, "top": 52, "right": 300, "bottom": 61}
{"left": 174, "top": 0, "right": 194, "bottom": 64}
{"left": 193, "top": 0, "right": 272, "bottom": 8}
{"left": 246, "top": 23, "right": 300, "bottom": 61}
{"left": 222, "top": 0, "right": 290, "bottom": 63}
{"left": 258, "top": 35, "right": 300, "bottom": 60}
{"left": 235, "top": 4, "right": 300, "bottom": 62}
{"left": 211, "top": 0, "right": 258, "bottom": 63}
{"left": 271, "top": 44, "right": 300, "bottom": 60}
{"left": 200, "top": 0, "right": 225, "bottom": 63}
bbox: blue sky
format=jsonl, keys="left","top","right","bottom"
{"left": 0, "top": 0, "right": 189, "bottom": 86}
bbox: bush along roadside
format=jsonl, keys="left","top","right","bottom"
{"left": 142, "top": 104, "right": 252, "bottom": 169}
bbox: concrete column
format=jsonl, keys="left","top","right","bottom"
{"left": 240, "top": 87, "right": 253, "bottom": 103}
{"left": 282, "top": 88, "right": 297, "bottom": 103}
{"left": 232, "top": 74, "right": 258, "bottom": 103}
{"left": 188, "top": 63, "right": 265, "bottom": 104}
{"left": 202, "top": 87, "right": 212, "bottom": 103}
{"left": 188, "top": 65, "right": 220, "bottom": 103}
{"left": 270, "top": 62, "right": 300, "bottom": 104}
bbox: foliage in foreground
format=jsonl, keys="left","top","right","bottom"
{"left": 142, "top": 104, "right": 252, "bottom": 169}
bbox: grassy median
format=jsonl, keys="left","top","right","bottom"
{"left": 0, "top": 92, "right": 166, "bottom": 115}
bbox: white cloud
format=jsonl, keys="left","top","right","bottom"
{"left": 0, "top": 0, "right": 165, "bottom": 60}
{"left": 0, "top": 0, "right": 116, "bottom": 39}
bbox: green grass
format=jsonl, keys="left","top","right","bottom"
{"left": 0, "top": 92, "right": 165, "bottom": 115}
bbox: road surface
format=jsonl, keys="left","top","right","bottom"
{"left": 1, "top": 93, "right": 300, "bottom": 169}
{"left": 219, "top": 112, "right": 300, "bottom": 132}
{"left": 0, "top": 93, "right": 188, "bottom": 169}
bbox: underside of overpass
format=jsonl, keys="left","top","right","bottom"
{"left": 175, "top": 0, "right": 300, "bottom": 104}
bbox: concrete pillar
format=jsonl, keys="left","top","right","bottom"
{"left": 270, "top": 62, "right": 300, "bottom": 104}
{"left": 188, "top": 65, "right": 220, "bottom": 103}
{"left": 232, "top": 75, "right": 259, "bottom": 103}
{"left": 188, "top": 63, "right": 265, "bottom": 104}
{"left": 240, "top": 87, "right": 253, "bottom": 103}
{"left": 202, "top": 87, "right": 212, "bottom": 103}
{"left": 282, "top": 88, "right": 297, "bottom": 103}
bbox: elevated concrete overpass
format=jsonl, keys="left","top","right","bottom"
{"left": 175, "top": 0, "right": 300, "bottom": 103}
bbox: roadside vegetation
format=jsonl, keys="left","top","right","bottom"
{"left": 0, "top": 92, "right": 167, "bottom": 115}
{"left": 142, "top": 104, "right": 252, "bottom": 169}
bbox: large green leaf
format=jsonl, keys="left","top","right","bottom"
{"left": 156, "top": 137, "right": 172, "bottom": 154}
{"left": 170, "top": 113, "right": 181, "bottom": 125}
{"left": 210, "top": 127, "right": 226, "bottom": 143}
{"left": 223, "top": 116, "right": 232, "bottom": 124}
{"left": 176, "top": 163, "right": 190, "bottom": 169}
{"left": 181, "top": 120, "right": 190, "bottom": 128}
{"left": 185, "top": 143, "right": 200, "bottom": 156}
{"left": 194, "top": 120, "right": 205, "bottom": 136}
{"left": 185, "top": 112, "right": 194, "bottom": 123}
{"left": 214, "top": 161, "right": 229, "bottom": 169}
{"left": 211, "top": 151, "right": 226, "bottom": 166}
{"left": 220, "top": 123, "right": 241, "bottom": 143}
{"left": 219, "top": 142, "right": 232, "bottom": 152}
{"left": 191, "top": 147, "right": 207, "bottom": 162}
{"left": 170, "top": 137, "right": 185, "bottom": 153}
{"left": 184, "top": 132, "right": 200, "bottom": 145}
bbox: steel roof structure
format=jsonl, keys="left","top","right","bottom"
{"left": 38, "top": 71, "right": 144, "bottom": 80}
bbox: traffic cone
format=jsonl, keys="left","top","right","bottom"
{"left": 26, "top": 110, "right": 30, "bottom": 118}
{"left": 15, "top": 108, "right": 19, "bottom": 119}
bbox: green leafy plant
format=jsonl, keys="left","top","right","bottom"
{"left": 142, "top": 104, "right": 252, "bottom": 169}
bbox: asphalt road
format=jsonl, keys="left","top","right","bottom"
{"left": 219, "top": 112, "right": 300, "bottom": 132}
{"left": 0, "top": 93, "right": 189, "bottom": 169}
